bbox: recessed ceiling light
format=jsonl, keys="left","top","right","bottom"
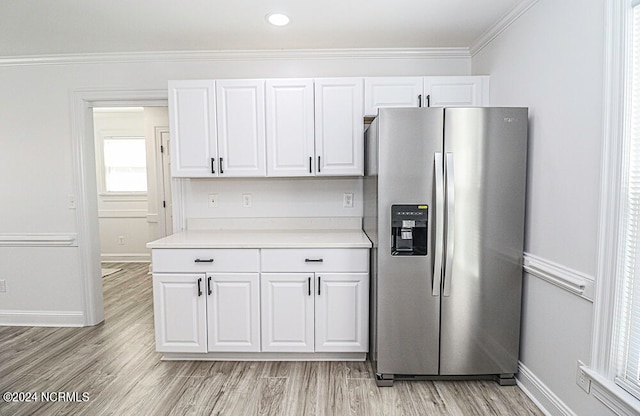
{"left": 266, "top": 13, "right": 290, "bottom": 27}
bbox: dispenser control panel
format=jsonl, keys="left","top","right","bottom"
{"left": 391, "top": 204, "right": 428, "bottom": 256}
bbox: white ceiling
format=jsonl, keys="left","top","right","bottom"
{"left": 0, "top": 0, "right": 525, "bottom": 57}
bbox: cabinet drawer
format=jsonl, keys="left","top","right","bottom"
{"left": 152, "top": 249, "right": 259, "bottom": 273}
{"left": 261, "top": 249, "right": 369, "bottom": 272}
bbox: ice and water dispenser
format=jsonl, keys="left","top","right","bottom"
{"left": 391, "top": 204, "right": 428, "bottom": 256}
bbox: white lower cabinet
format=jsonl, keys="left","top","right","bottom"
{"left": 153, "top": 272, "right": 260, "bottom": 353}
{"left": 152, "top": 248, "right": 369, "bottom": 357}
{"left": 261, "top": 273, "right": 315, "bottom": 352}
{"left": 207, "top": 273, "right": 261, "bottom": 352}
{"left": 153, "top": 273, "right": 208, "bottom": 353}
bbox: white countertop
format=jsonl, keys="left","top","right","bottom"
{"left": 146, "top": 229, "right": 372, "bottom": 249}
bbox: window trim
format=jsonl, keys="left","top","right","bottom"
{"left": 591, "top": 0, "right": 640, "bottom": 413}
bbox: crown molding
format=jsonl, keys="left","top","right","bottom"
{"left": 0, "top": 47, "right": 471, "bottom": 67}
{"left": 470, "top": 0, "right": 539, "bottom": 56}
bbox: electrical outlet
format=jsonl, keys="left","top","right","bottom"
{"left": 0, "top": 280, "right": 6, "bottom": 293}
{"left": 208, "top": 193, "right": 219, "bottom": 208}
{"left": 576, "top": 360, "right": 591, "bottom": 393}
{"left": 68, "top": 195, "right": 76, "bottom": 209}
{"left": 242, "top": 193, "right": 252, "bottom": 208}
{"left": 343, "top": 192, "right": 354, "bottom": 208}
{"left": 118, "top": 236, "right": 125, "bottom": 245}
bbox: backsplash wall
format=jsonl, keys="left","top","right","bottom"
{"left": 184, "top": 177, "right": 364, "bottom": 219}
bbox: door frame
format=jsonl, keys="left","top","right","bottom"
{"left": 71, "top": 88, "right": 167, "bottom": 326}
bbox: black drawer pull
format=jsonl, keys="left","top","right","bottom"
{"left": 305, "top": 258, "right": 324, "bottom": 263}
{"left": 197, "top": 278, "right": 203, "bottom": 297}
{"left": 194, "top": 259, "right": 214, "bottom": 263}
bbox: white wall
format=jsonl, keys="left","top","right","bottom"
{"left": 472, "top": 0, "right": 612, "bottom": 414}
{"left": 0, "top": 52, "right": 469, "bottom": 326}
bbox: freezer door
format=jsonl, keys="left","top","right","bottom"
{"left": 374, "top": 107, "right": 444, "bottom": 375}
{"left": 440, "top": 107, "right": 527, "bottom": 376}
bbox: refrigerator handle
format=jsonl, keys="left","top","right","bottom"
{"left": 443, "top": 152, "right": 455, "bottom": 297}
{"left": 432, "top": 152, "right": 444, "bottom": 296}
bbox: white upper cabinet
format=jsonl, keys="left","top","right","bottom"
{"left": 314, "top": 78, "right": 364, "bottom": 176}
{"left": 266, "top": 79, "right": 315, "bottom": 177}
{"left": 364, "top": 76, "right": 490, "bottom": 116}
{"left": 423, "top": 76, "right": 489, "bottom": 107}
{"left": 216, "top": 79, "right": 267, "bottom": 177}
{"left": 168, "top": 80, "right": 217, "bottom": 177}
{"left": 364, "top": 77, "right": 423, "bottom": 116}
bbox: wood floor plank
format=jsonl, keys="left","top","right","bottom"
{"left": 0, "top": 263, "right": 544, "bottom": 416}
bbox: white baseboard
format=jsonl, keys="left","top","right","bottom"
{"left": 517, "top": 362, "right": 576, "bottom": 416}
{"left": 100, "top": 253, "right": 151, "bottom": 263}
{"left": 0, "top": 310, "right": 86, "bottom": 327}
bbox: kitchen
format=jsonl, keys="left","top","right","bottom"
{"left": 0, "top": 0, "right": 627, "bottom": 414}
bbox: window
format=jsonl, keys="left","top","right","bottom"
{"left": 101, "top": 136, "right": 147, "bottom": 193}
{"left": 615, "top": 1, "right": 640, "bottom": 400}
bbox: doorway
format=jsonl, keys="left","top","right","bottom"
{"left": 92, "top": 107, "right": 171, "bottom": 266}
{"left": 71, "top": 89, "right": 168, "bottom": 325}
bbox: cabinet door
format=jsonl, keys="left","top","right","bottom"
{"left": 207, "top": 273, "right": 260, "bottom": 352}
{"left": 261, "top": 273, "right": 314, "bottom": 352}
{"left": 168, "top": 80, "right": 217, "bottom": 177}
{"left": 266, "top": 79, "right": 315, "bottom": 177}
{"left": 423, "top": 76, "right": 489, "bottom": 107}
{"left": 152, "top": 273, "right": 207, "bottom": 353}
{"left": 216, "top": 79, "right": 266, "bottom": 177}
{"left": 364, "top": 77, "right": 423, "bottom": 116}
{"left": 314, "top": 78, "right": 364, "bottom": 176}
{"left": 315, "top": 273, "right": 369, "bottom": 352}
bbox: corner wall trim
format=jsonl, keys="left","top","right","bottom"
{"left": 0, "top": 233, "right": 78, "bottom": 247}
{"left": 523, "top": 253, "right": 595, "bottom": 301}
{"left": 517, "top": 362, "right": 576, "bottom": 416}
{"left": 470, "top": 0, "right": 539, "bottom": 56}
{"left": 0, "top": 310, "right": 86, "bottom": 327}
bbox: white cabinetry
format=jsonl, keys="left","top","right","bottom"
{"left": 153, "top": 273, "right": 207, "bottom": 352}
{"left": 364, "top": 76, "right": 490, "bottom": 116}
{"left": 215, "top": 79, "right": 266, "bottom": 177}
{"left": 261, "top": 273, "right": 315, "bottom": 352}
{"left": 423, "top": 76, "right": 489, "bottom": 108}
{"left": 265, "top": 79, "right": 316, "bottom": 176}
{"left": 260, "top": 249, "right": 369, "bottom": 353}
{"left": 207, "top": 273, "right": 260, "bottom": 352}
{"left": 314, "top": 78, "right": 364, "bottom": 176}
{"left": 168, "top": 80, "right": 217, "bottom": 177}
{"left": 152, "top": 249, "right": 260, "bottom": 353}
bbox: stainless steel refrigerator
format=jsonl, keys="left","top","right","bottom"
{"left": 364, "top": 107, "right": 528, "bottom": 387}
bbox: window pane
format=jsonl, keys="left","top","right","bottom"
{"left": 103, "top": 138, "right": 147, "bottom": 192}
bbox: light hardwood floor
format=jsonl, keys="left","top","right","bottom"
{"left": 0, "top": 263, "right": 543, "bottom": 416}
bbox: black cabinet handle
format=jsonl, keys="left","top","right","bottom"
{"left": 207, "top": 276, "right": 212, "bottom": 295}
{"left": 197, "top": 278, "right": 203, "bottom": 297}
{"left": 211, "top": 157, "right": 216, "bottom": 174}
{"left": 426, "top": 94, "right": 431, "bottom": 108}
{"left": 309, "top": 156, "right": 312, "bottom": 174}
{"left": 317, "top": 156, "right": 321, "bottom": 173}
{"left": 318, "top": 276, "right": 321, "bottom": 295}
{"left": 418, "top": 94, "right": 422, "bottom": 107}
{"left": 305, "top": 258, "right": 324, "bottom": 263}
{"left": 220, "top": 157, "right": 224, "bottom": 174}
{"left": 194, "top": 259, "right": 214, "bottom": 263}
{"left": 308, "top": 277, "right": 311, "bottom": 296}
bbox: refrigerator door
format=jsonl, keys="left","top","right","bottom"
{"left": 440, "top": 107, "right": 528, "bottom": 376}
{"left": 374, "top": 107, "right": 444, "bottom": 375}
